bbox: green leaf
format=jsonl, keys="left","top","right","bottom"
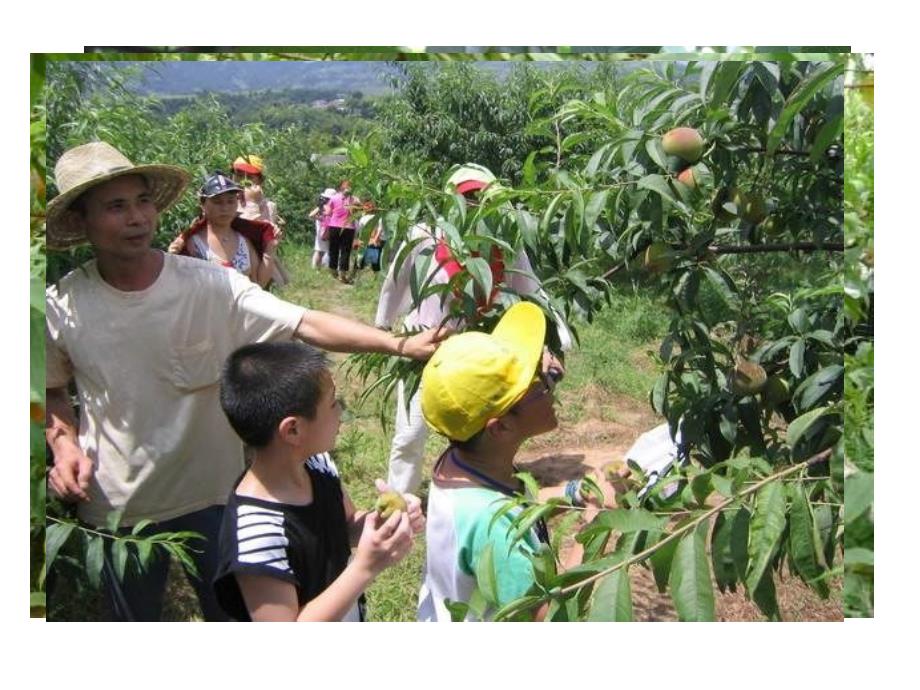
{"left": 644, "top": 138, "right": 668, "bottom": 171}
{"left": 844, "top": 471, "right": 873, "bottom": 526}
{"left": 510, "top": 502, "right": 558, "bottom": 545}
{"left": 751, "top": 568, "right": 782, "bottom": 621}
{"left": 30, "top": 308, "right": 45, "bottom": 403}
{"left": 668, "top": 521, "right": 715, "bottom": 621}
{"left": 444, "top": 599, "right": 470, "bottom": 622}
{"left": 112, "top": 539, "right": 129, "bottom": 582}
{"left": 170, "top": 542, "right": 200, "bottom": 578}
{"left": 522, "top": 151, "right": 538, "bottom": 186}
{"left": 593, "top": 508, "right": 668, "bottom": 534}
{"left": 745, "top": 482, "right": 787, "bottom": 594}
{"left": 131, "top": 518, "right": 153, "bottom": 536}
{"left": 844, "top": 547, "right": 874, "bottom": 572}
{"left": 85, "top": 535, "right": 105, "bottom": 589}
{"left": 513, "top": 472, "right": 540, "bottom": 502}
{"left": 711, "top": 474, "right": 734, "bottom": 499}
{"left": 701, "top": 266, "right": 741, "bottom": 313}
{"left": 806, "top": 329, "right": 837, "bottom": 348}
{"left": 691, "top": 472, "right": 714, "bottom": 506}
{"left": 474, "top": 542, "right": 499, "bottom": 605}
{"left": 136, "top": 540, "right": 154, "bottom": 570}
{"left": 636, "top": 174, "right": 677, "bottom": 205}
{"left": 588, "top": 567, "right": 633, "bottom": 621}
{"left": 767, "top": 61, "right": 845, "bottom": 155}
{"left": 650, "top": 532, "right": 679, "bottom": 594}
{"left": 793, "top": 365, "right": 843, "bottom": 410}
{"left": 787, "top": 483, "right": 830, "bottom": 598}
{"left": 789, "top": 338, "right": 806, "bottom": 378}
{"left": 466, "top": 587, "right": 489, "bottom": 620}
{"left": 105, "top": 510, "right": 123, "bottom": 534}
{"left": 30, "top": 591, "right": 46, "bottom": 611}
{"left": 492, "top": 595, "right": 544, "bottom": 622}
{"left": 465, "top": 256, "right": 493, "bottom": 303}
{"left": 711, "top": 510, "right": 740, "bottom": 592}
{"left": 708, "top": 61, "right": 746, "bottom": 108}
{"left": 729, "top": 506, "right": 751, "bottom": 582}
{"left": 45, "top": 522, "right": 76, "bottom": 570}
{"left": 584, "top": 190, "right": 609, "bottom": 230}
{"left": 786, "top": 406, "right": 831, "bottom": 449}
{"left": 809, "top": 113, "right": 844, "bottom": 163}
{"left": 651, "top": 372, "right": 668, "bottom": 415}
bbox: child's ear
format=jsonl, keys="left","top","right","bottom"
{"left": 277, "top": 416, "right": 302, "bottom": 445}
{"left": 484, "top": 416, "right": 516, "bottom": 440}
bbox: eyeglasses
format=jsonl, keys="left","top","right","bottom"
{"left": 512, "top": 366, "right": 562, "bottom": 411}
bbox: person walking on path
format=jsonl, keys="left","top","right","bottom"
{"left": 308, "top": 187, "right": 336, "bottom": 270}
{"left": 324, "top": 180, "right": 360, "bottom": 283}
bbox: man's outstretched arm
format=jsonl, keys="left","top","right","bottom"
{"left": 295, "top": 310, "right": 450, "bottom": 360}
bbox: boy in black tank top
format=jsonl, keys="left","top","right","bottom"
{"left": 213, "top": 342, "right": 425, "bottom": 621}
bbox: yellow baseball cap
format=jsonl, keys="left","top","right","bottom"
{"left": 421, "top": 302, "right": 546, "bottom": 441}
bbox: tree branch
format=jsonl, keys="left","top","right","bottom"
{"left": 495, "top": 448, "right": 833, "bottom": 620}
{"left": 711, "top": 241, "right": 844, "bottom": 254}
{"left": 600, "top": 241, "right": 844, "bottom": 280}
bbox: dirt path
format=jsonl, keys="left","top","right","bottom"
{"left": 514, "top": 395, "right": 842, "bottom": 621}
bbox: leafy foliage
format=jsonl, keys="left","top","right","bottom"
{"left": 840, "top": 59, "right": 874, "bottom": 617}
{"left": 343, "top": 57, "right": 851, "bottom": 621}
{"left": 32, "top": 53, "right": 862, "bottom": 621}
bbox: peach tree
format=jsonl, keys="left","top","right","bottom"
{"left": 342, "top": 56, "right": 853, "bottom": 620}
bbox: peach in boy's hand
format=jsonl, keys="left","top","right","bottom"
{"left": 355, "top": 506, "right": 413, "bottom": 576}
{"left": 374, "top": 479, "right": 425, "bottom": 534}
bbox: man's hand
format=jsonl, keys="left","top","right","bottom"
{"left": 580, "top": 461, "right": 634, "bottom": 515}
{"left": 396, "top": 326, "right": 454, "bottom": 360}
{"left": 47, "top": 440, "right": 94, "bottom": 503}
{"left": 167, "top": 235, "right": 186, "bottom": 254}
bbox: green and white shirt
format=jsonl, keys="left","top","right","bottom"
{"left": 417, "top": 480, "right": 544, "bottom": 622}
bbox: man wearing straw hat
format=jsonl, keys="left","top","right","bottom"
{"left": 44, "top": 141, "right": 446, "bottom": 621}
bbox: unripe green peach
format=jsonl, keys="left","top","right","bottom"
{"left": 760, "top": 216, "right": 782, "bottom": 237}
{"left": 731, "top": 190, "right": 768, "bottom": 225}
{"left": 643, "top": 242, "right": 673, "bottom": 274}
{"left": 600, "top": 460, "right": 637, "bottom": 495}
{"left": 761, "top": 375, "right": 791, "bottom": 406}
{"left": 730, "top": 358, "right": 768, "bottom": 396}
{"left": 374, "top": 491, "right": 408, "bottom": 519}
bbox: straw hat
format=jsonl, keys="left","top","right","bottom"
{"left": 46, "top": 141, "right": 191, "bottom": 250}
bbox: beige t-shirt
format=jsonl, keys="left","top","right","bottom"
{"left": 45, "top": 253, "right": 306, "bottom": 527}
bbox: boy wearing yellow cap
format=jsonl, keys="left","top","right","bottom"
{"left": 417, "top": 302, "right": 620, "bottom": 621}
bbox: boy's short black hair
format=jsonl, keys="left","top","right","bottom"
{"left": 220, "top": 342, "right": 330, "bottom": 448}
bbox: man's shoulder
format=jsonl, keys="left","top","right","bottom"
{"left": 167, "top": 253, "right": 247, "bottom": 293}
{"left": 46, "top": 259, "right": 97, "bottom": 299}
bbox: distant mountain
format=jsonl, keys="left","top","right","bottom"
{"left": 128, "top": 61, "right": 401, "bottom": 96}
{"left": 120, "top": 60, "right": 593, "bottom": 96}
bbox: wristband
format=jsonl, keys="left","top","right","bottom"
{"left": 564, "top": 478, "right": 585, "bottom": 507}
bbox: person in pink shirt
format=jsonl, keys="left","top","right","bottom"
{"left": 324, "top": 180, "right": 360, "bottom": 283}
{"left": 308, "top": 187, "right": 336, "bottom": 269}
